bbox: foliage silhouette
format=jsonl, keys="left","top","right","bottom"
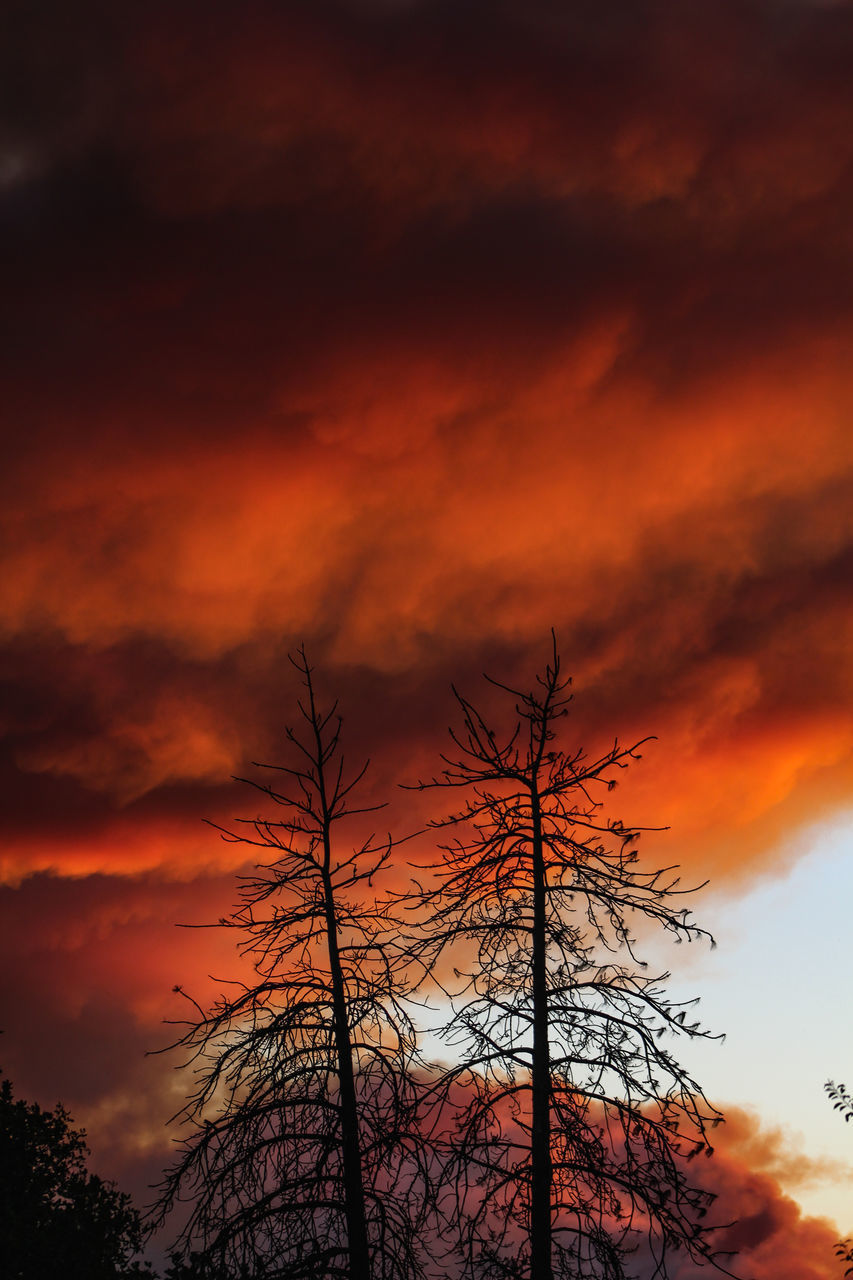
{"left": 826, "top": 1081, "right": 853, "bottom": 1124}
{"left": 161, "top": 1248, "right": 253, "bottom": 1278}
{"left": 153, "top": 650, "right": 433, "bottom": 1280}
{"left": 406, "top": 638, "right": 730, "bottom": 1280}
{"left": 0, "top": 1070, "right": 150, "bottom": 1279}
{"left": 824, "top": 1081, "right": 853, "bottom": 1276}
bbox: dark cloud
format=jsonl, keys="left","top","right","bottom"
{"left": 668, "top": 1109, "right": 847, "bottom": 1278}
{"left": 2, "top": 1, "right": 853, "bottom": 464}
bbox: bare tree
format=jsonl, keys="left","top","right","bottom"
{"left": 408, "top": 639, "right": 730, "bottom": 1280}
{"left": 153, "top": 650, "right": 432, "bottom": 1280}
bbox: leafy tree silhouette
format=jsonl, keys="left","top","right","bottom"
{"left": 824, "top": 1081, "right": 853, "bottom": 1277}
{"left": 0, "top": 1070, "right": 150, "bottom": 1279}
{"left": 407, "top": 639, "right": 731, "bottom": 1280}
{"left": 161, "top": 1247, "right": 250, "bottom": 1278}
{"left": 153, "top": 650, "right": 433, "bottom": 1280}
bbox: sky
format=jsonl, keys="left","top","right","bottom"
{"left": 1, "top": 0, "right": 853, "bottom": 1274}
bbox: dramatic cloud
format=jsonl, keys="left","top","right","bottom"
{"left": 671, "top": 1110, "right": 849, "bottom": 1279}
{"left": 3, "top": 1, "right": 853, "bottom": 884}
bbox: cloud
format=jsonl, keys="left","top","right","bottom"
{"left": 671, "top": 1109, "right": 849, "bottom": 1279}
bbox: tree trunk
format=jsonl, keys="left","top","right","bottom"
{"left": 529, "top": 787, "right": 553, "bottom": 1280}
{"left": 322, "top": 846, "right": 371, "bottom": 1280}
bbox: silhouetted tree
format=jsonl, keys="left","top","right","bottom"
{"left": 0, "top": 1070, "right": 150, "bottom": 1279}
{"left": 825, "top": 1081, "right": 853, "bottom": 1276}
{"left": 409, "top": 639, "right": 728, "bottom": 1280}
{"left": 162, "top": 1248, "right": 245, "bottom": 1278}
{"left": 826, "top": 1081, "right": 853, "bottom": 1124}
{"left": 153, "top": 650, "right": 432, "bottom": 1280}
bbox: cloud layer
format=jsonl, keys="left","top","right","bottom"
{"left": 3, "top": 0, "right": 853, "bottom": 887}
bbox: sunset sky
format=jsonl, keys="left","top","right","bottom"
{"left": 2, "top": 1, "right": 853, "bottom": 1274}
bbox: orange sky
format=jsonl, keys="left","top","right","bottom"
{"left": 2, "top": 1, "right": 853, "bottom": 1273}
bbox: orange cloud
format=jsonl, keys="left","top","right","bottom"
{"left": 677, "top": 1109, "right": 849, "bottom": 1280}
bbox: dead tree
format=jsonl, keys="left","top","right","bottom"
{"left": 408, "top": 639, "right": 730, "bottom": 1280}
{"left": 153, "top": 650, "right": 433, "bottom": 1280}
